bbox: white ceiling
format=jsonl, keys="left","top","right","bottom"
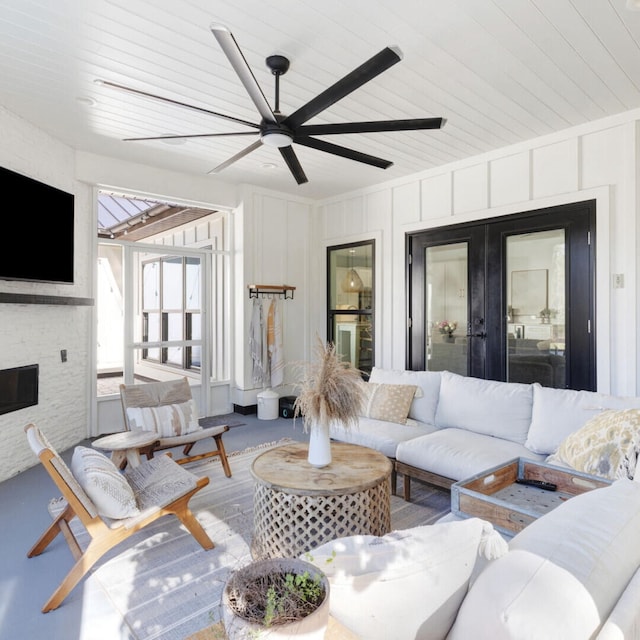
{"left": 2, "top": 0, "right": 640, "bottom": 201}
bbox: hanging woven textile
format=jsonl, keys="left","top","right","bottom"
{"left": 249, "top": 297, "right": 265, "bottom": 385}
{"left": 267, "top": 298, "right": 284, "bottom": 387}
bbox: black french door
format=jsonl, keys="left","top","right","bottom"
{"left": 407, "top": 200, "right": 596, "bottom": 391}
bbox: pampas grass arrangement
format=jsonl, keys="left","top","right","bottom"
{"left": 293, "top": 336, "right": 367, "bottom": 432}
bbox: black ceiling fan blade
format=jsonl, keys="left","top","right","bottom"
{"left": 123, "top": 131, "right": 258, "bottom": 142}
{"left": 283, "top": 46, "right": 402, "bottom": 130}
{"left": 298, "top": 117, "right": 446, "bottom": 136}
{"left": 210, "top": 24, "right": 277, "bottom": 124}
{"left": 207, "top": 139, "right": 263, "bottom": 174}
{"left": 96, "top": 79, "right": 259, "bottom": 129}
{"left": 279, "top": 146, "right": 308, "bottom": 184}
{"left": 295, "top": 136, "right": 392, "bottom": 169}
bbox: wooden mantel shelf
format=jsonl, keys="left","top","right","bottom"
{"left": 0, "top": 292, "right": 94, "bottom": 306}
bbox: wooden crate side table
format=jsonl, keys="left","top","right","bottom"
{"left": 251, "top": 441, "right": 392, "bottom": 559}
{"left": 451, "top": 457, "right": 612, "bottom": 535}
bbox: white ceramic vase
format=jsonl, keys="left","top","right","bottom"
{"left": 307, "top": 422, "right": 332, "bottom": 468}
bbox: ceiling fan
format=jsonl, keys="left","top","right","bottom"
{"left": 98, "top": 24, "right": 446, "bottom": 185}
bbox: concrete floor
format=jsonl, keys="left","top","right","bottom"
{"left": 0, "top": 412, "right": 308, "bottom": 640}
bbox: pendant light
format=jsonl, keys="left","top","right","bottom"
{"left": 341, "top": 249, "right": 364, "bottom": 293}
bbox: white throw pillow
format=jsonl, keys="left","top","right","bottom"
{"left": 126, "top": 399, "right": 202, "bottom": 438}
{"left": 526, "top": 384, "right": 640, "bottom": 455}
{"left": 305, "top": 518, "right": 507, "bottom": 640}
{"left": 71, "top": 446, "right": 140, "bottom": 519}
{"left": 447, "top": 479, "right": 640, "bottom": 639}
{"left": 369, "top": 367, "right": 441, "bottom": 425}
{"left": 547, "top": 409, "right": 640, "bottom": 480}
{"left": 435, "top": 371, "right": 533, "bottom": 444}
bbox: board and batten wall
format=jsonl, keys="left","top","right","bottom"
{"left": 315, "top": 109, "right": 640, "bottom": 398}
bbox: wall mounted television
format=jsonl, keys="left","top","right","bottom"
{"left": 0, "top": 166, "right": 74, "bottom": 284}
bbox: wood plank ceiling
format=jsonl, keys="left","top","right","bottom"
{"left": 1, "top": 0, "right": 640, "bottom": 204}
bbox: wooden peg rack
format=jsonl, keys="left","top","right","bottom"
{"left": 248, "top": 284, "right": 296, "bottom": 300}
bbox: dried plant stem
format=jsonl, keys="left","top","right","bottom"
{"left": 292, "top": 336, "right": 366, "bottom": 432}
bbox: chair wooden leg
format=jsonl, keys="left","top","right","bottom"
{"left": 183, "top": 443, "right": 195, "bottom": 456}
{"left": 175, "top": 508, "right": 215, "bottom": 550}
{"left": 28, "top": 503, "right": 76, "bottom": 558}
{"left": 41, "top": 537, "right": 118, "bottom": 613}
{"left": 215, "top": 434, "right": 232, "bottom": 478}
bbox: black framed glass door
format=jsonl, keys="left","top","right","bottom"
{"left": 327, "top": 240, "right": 375, "bottom": 378}
{"left": 407, "top": 200, "right": 596, "bottom": 391}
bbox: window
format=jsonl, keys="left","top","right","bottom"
{"left": 141, "top": 255, "right": 202, "bottom": 371}
{"left": 96, "top": 191, "right": 231, "bottom": 406}
{"left": 327, "top": 241, "right": 375, "bottom": 378}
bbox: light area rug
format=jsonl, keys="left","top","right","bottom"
{"left": 58, "top": 439, "right": 451, "bottom": 640}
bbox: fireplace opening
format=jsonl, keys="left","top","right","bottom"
{"left": 0, "top": 364, "right": 38, "bottom": 416}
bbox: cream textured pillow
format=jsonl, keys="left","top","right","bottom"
{"left": 361, "top": 382, "right": 418, "bottom": 424}
{"left": 547, "top": 409, "right": 640, "bottom": 480}
{"left": 305, "top": 518, "right": 507, "bottom": 640}
{"left": 71, "top": 446, "right": 140, "bottom": 519}
{"left": 126, "top": 400, "right": 202, "bottom": 438}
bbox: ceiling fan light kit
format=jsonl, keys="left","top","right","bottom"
{"left": 102, "top": 23, "right": 445, "bottom": 185}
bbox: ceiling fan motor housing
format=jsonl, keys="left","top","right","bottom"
{"left": 260, "top": 121, "right": 293, "bottom": 147}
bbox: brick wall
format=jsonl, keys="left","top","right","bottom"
{"left": 0, "top": 107, "right": 93, "bottom": 481}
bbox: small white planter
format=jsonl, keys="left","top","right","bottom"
{"left": 222, "top": 558, "right": 330, "bottom": 639}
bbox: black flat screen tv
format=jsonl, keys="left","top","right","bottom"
{"left": 0, "top": 166, "right": 74, "bottom": 284}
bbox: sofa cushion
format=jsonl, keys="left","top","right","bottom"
{"left": 306, "top": 517, "right": 507, "bottom": 640}
{"left": 125, "top": 400, "right": 202, "bottom": 438}
{"left": 526, "top": 384, "right": 640, "bottom": 455}
{"left": 396, "top": 428, "right": 545, "bottom": 482}
{"left": 330, "top": 417, "right": 438, "bottom": 458}
{"left": 369, "top": 367, "right": 441, "bottom": 425}
{"left": 361, "top": 382, "right": 418, "bottom": 424}
{"left": 546, "top": 409, "right": 640, "bottom": 480}
{"left": 71, "top": 446, "right": 140, "bottom": 519}
{"left": 596, "top": 565, "right": 640, "bottom": 640}
{"left": 435, "top": 372, "right": 533, "bottom": 444}
{"left": 447, "top": 479, "right": 640, "bottom": 639}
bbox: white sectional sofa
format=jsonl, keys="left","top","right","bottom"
{"left": 329, "top": 367, "right": 640, "bottom": 497}
{"left": 308, "top": 477, "right": 640, "bottom": 639}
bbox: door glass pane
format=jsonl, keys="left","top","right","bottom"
{"left": 146, "top": 312, "right": 161, "bottom": 361}
{"left": 425, "top": 243, "right": 468, "bottom": 375}
{"left": 142, "top": 261, "right": 160, "bottom": 309}
{"left": 162, "top": 257, "right": 183, "bottom": 309}
{"left": 506, "top": 230, "right": 566, "bottom": 388}
{"left": 327, "top": 242, "right": 374, "bottom": 377}
{"left": 185, "top": 257, "right": 201, "bottom": 309}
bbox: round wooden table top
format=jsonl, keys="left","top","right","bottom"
{"left": 251, "top": 441, "right": 392, "bottom": 496}
{"left": 92, "top": 430, "right": 159, "bottom": 452}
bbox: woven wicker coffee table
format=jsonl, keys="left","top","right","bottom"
{"left": 250, "top": 441, "right": 392, "bottom": 559}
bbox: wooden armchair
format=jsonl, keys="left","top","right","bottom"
{"left": 119, "top": 377, "right": 232, "bottom": 476}
{"left": 25, "top": 423, "right": 214, "bottom": 612}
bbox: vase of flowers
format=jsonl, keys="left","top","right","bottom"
{"left": 437, "top": 320, "right": 457, "bottom": 343}
{"left": 293, "top": 336, "right": 367, "bottom": 468}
